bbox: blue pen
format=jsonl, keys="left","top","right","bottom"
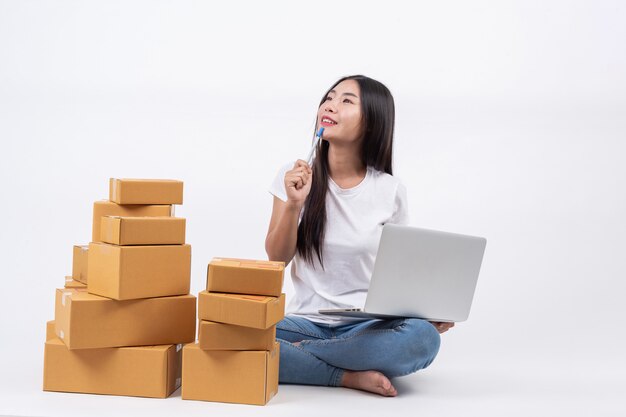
{"left": 306, "top": 127, "right": 325, "bottom": 165}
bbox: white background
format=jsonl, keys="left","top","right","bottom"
{"left": 1, "top": 1, "right": 625, "bottom": 416}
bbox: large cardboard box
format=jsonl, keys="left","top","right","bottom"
{"left": 44, "top": 337, "right": 182, "bottom": 398}
{"left": 92, "top": 200, "right": 173, "bottom": 242}
{"left": 182, "top": 342, "right": 279, "bottom": 406}
{"left": 198, "top": 320, "right": 276, "bottom": 351}
{"left": 88, "top": 242, "right": 191, "bottom": 300}
{"left": 64, "top": 276, "right": 87, "bottom": 289}
{"left": 54, "top": 288, "right": 196, "bottom": 349}
{"left": 71, "top": 245, "right": 89, "bottom": 284}
{"left": 100, "top": 216, "right": 186, "bottom": 245}
{"left": 109, "top": 178, "right": 183, "bottom": 205}
{"left": 207, "top": 258, "right": 284, "bottom": 297}
{"left": 198, "top": 291, "right": 285, "bottom": 329}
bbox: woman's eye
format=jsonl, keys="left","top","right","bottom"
{"left": 343, "top": 99, "right": 352, "bottom": 104}
{"left": 325, "top": 96, "right": 332, "bottom": 101}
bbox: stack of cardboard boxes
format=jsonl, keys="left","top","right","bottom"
{"left": 43, "top": 178, "right": 196, "bottom": 398}
{"left": 182, "top": 258, "right": 286, "bottom": 405}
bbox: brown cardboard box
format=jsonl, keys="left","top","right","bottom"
{"left": 71, "top": 245, "right": 89, "bottom": 284}
{"left": 92, "top": 200, "right": 173, "bottom": 242}
{"left": 207, "top": 258, "right": 284, "bottom": 297}
{"left": 43, "top": 337, "right": 182, "bottom": 398}
{"left": 54, "top": 288, "right": 196, "bottom": 349}
{"left": 46, "top": 320, "right": 56, "bottom": 341}
{"left": 198, "top": 320, "right": 276, "bottom": 351}
{"left": 182, "top": 342, "right": 279, "bottom": 405}
{"left": 109, "top": 178, "right": 183, "bottom": 205}
{"left": 198, "top": 291, "right": 285, "bottom": 329}
{"left": 64, "top": 276, "right": 87, "bottom": 289}
{"left": 88, "top": 242, "right": 191, "bottom": 300}
{"left": 100, "top": 216, "right": 186, "bottom": 245}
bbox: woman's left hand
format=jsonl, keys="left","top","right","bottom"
{"left": 429, "top": 321, "right": 455, "bottom": 334}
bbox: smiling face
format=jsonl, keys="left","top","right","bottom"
{"left": 317, "top": 79, "right": 363, "bottom": 145}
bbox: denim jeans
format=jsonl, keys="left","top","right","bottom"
{"left": 276, "top": 315, "right": 441, "bottom": 387}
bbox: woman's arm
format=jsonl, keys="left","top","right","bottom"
{"left": 265, "top": 197, "right": 302, "bottom": 263}
{"left": 265, "top": 159, "right": 312, "bottom": 264}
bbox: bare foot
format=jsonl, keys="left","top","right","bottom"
{"left": 341, "top": 370, "right": 397, "bottom": 397}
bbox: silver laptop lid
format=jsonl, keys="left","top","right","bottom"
{"left": 365, "top": 224, "right": 487, "bottom": 322}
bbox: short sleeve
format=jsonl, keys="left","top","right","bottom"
{"left": 388, "top": 182, "right": 410, "bottom": 225}
{"left": 268, "top": 162, "right": 294, "bottom": 202}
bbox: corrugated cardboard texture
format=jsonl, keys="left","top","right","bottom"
{"left": 92, "top": 200, "right": 172, "bottom": 242}
{"left": 64, "top": 276, "right": 87, "bottom": 289}
{"left": 207, "top": 258, "right": 284, "bottom": 297}
{"left": 198, "top": 292, "right": 285, "bottom": 329}
{"left": 109, "top": 178, "right": 183, "bottom": 205}
{"left": 71, "top": 245, "right": 89, "bottom": 284}
{"left": 181, "top": 342, "right": 279, "bottom": 405}
{"left": 88, "top": 243, "right": 191, "bottom": 300}
{"left": 198, "top": 320, "right": 276, "bottom": 351}
{"left": 100, "top": 216, "right": 186, "bottom": 245}
{"left": 43, "top": 337, "right": 182, "bottom": 398}
{"left": 54, "top": 288, "right": 196, "bottom": 349}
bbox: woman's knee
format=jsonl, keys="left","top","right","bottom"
{"left": 399, "top": 319, "right": 441, "bottom": 370}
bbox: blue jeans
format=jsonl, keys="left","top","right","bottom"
{"left": 276, "top": 316, "right": 441, "bottom": 387}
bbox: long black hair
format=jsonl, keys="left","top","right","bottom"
{"left": 296, "top": 75, "right": 395, "bottom": 267}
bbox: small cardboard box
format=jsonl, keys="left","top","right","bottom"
{"left": 182, "top": 342, "right": 279, "bottom": 406}
{"left": 43, "top": 337, "right": 182, "bottom": 398}
{"left": 100, "top": 216, "right": 186, "bottom": 245}
{"left": 109, "top": 178, "right": 184, "bottom": 205}
{"left": 198, "top": 320, "right": 276, "bottom": 351}
{"left": 54, "top": 288, "right": 196, "bottom": 349}
{"left": 46, "top": 320, "right": 56, "bottom": 341}
{"left": 64, "top": 276, "right": 87, "bottom": 289}
{"left": 71, "top": 245, "right": 89, "bottom": 284}
{"left": 207, "top": 258, "right": 284, "bottom": 297}
{"left": 198, "top": 291, "right": 285, "bottom": 329}
{"left": 88, "top": 242, "right": 191, "bottom": 300}
{"left": 92, "top": 200, "right": 173, "bottom": 242}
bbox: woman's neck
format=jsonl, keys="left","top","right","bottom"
{"left": 327, "top": 142, "right": 366, "bottom": 185}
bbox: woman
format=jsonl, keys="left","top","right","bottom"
{"left": 266, "top": 75, "right": 454, "bottom": 397}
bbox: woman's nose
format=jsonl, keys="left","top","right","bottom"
{"left": 324, "top": 102, "right": 336, "bottom": 113}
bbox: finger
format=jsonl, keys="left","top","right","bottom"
{"left": 295, "top": 159, "right": 312, "bottom": 173}
{"left": 294, "top": 170, "right": 310, "bottom": 186}
{"left": 286, "top": 175, "right": 304, "bottom": 190}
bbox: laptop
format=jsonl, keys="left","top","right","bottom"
{"left": 318, "top": 224, "right": 487, "bottom": 322}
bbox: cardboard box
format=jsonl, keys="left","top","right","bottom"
{"left": 64, "top": 276, "right": 87, "bottom": 289}
{"left": 182, "top": 342, "right": 279, "bottom": 406}
{"left": 198, "top": 291, "right": 285, "bottom": 329}
{"left": 207, "top": 258, "right": 284, "bottom": 297}
{"left": 54, "top": 288, "right": 196, "bottom": 349}
{"left": 198, "top": 320, "right": 276, "bottom": 351}
{"left": 44, "top": 337, "right": 182, "bottom": 398}
{"left": 100, "top": 216, "right": 186, "bottom": 245}
{"left": 92, "top": 200, "right": 173, "bottom": 242}
{"left": 88, "top": 242, "right": 191, "bottom": 300}
{"left": 109, "top": 178, "right": 183, "bottom": 205}
{"left": 71, "top": 245, "right": 89, "bottom": 284}
{"left": 46, "top": 320, "right": 56, "bottom": 341}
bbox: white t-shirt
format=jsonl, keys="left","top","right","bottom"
{"left": 269, "top": 162, "right": 410, "bottom": 324}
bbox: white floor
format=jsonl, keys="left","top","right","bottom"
{"left": 2, "top": 342, "right": 624, "bottom": 417}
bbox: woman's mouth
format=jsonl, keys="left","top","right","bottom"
{"left": 321, "top": 116, "right": 337, "bottom": 127}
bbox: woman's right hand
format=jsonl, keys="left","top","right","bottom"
{"left": 284, "top": 159, "right": 313, "bottom": 209}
